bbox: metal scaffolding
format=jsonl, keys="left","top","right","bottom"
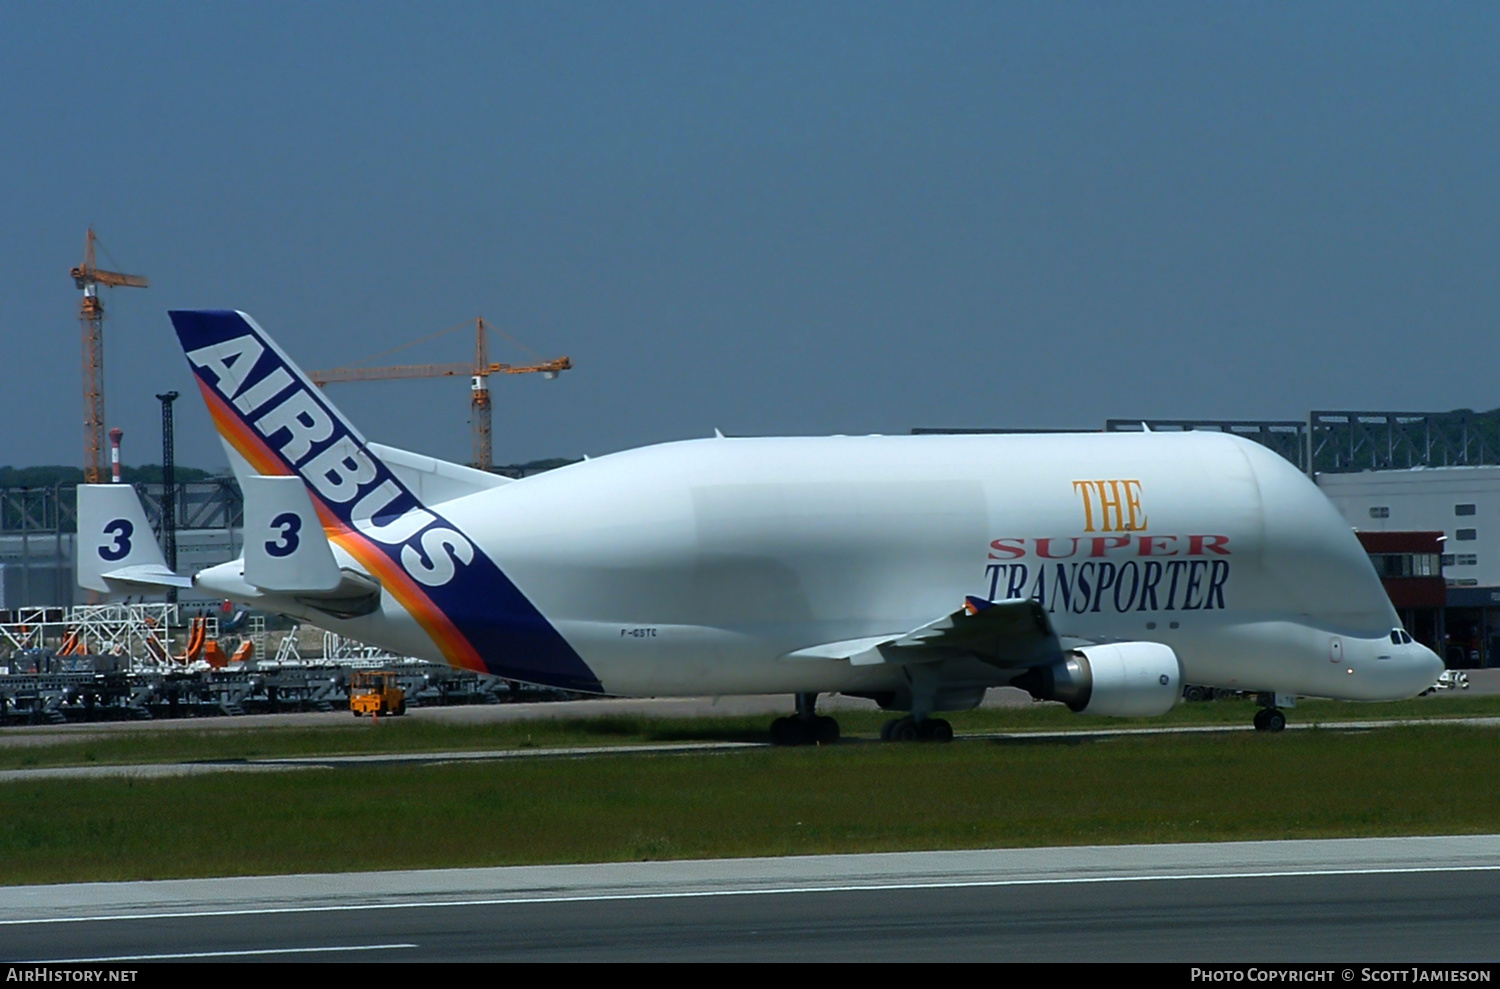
{"left": 0, "top": 603, "right": 178, "bottom": 670}
{"left": 1309, "top": 410, "right": 1500, "bottom": 474}
{"left": 0, "top": 479, "right": 244, "bottom": 535}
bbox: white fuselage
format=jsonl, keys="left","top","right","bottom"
{"left": 200, "top": 429, "right": 1443, "bottom": 704}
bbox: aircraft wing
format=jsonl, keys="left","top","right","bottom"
{"left": 782, "top": 596, "right": 1062, "bottom": 668}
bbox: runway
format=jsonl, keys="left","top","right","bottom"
{"left": 5, "top": 836, "right": 1499, "bottom": 962}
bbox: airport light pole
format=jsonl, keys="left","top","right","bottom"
{"left": 157, "top": 391, "right": 179, "bottom": 605}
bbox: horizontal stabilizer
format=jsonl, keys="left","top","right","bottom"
{"left": 77, "top": 484, "right": 188, "bottom": 593}
{"left": 242, "top": 475, "right": 343, "bottom": 592}
{"left": 99, "top": 564, "right": 194, "bottom": 589}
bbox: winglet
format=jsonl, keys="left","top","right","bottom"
{"left": 76, "top": 484, "right": 191, "bottom": 593}
{"left": 241, "top": 475, "right": 343, "bottom": 592}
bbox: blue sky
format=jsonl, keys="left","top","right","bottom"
{"left": 2, "top": 2, "right": 1497, "bottom": 471}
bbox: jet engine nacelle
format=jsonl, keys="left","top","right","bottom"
{"left": 1011, "top": 642, "right": 1182, "bottom": 717}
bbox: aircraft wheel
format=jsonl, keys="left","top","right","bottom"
{"left": 772, "top": 716, "right": 819, "bottom": 746}
{"left": 889, "top": 717, "right": 920, "bottom": 742}
{"left": 770, "top": 716, "right": 799, "bottom": 746}
{"left": 880, "top": 718, "right": 900, "bottom": 742}
{"left": 922, "top": 718, "right": 954, "bottom": 743}
{"left": 814, "top": 715, "right": 840, "bottom": 745}
{"left": 1253, "top": 708, "right": 1286, "bottom": 733}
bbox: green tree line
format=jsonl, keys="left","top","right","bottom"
{"left": 0, "top": 465, "right": 216, "bottom": 489}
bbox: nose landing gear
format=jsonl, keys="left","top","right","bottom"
{"left": 1253, "top": 707, "right": 1286, "bottom": 732}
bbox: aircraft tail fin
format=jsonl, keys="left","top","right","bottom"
{"left": 170, "top": 310, "right": 360, "bottom": 486}
{"left": 76, "top": 484, "right": 192, "bottom": 593}
{"left": 168, "top": 310, "right": 605, "bottom": 691}
{"left": 168, "top": 310, "right": 498, "bottom": 522}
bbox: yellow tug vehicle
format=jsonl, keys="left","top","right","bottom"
{"left": 350, "top": 671, "right": 406, "bottom": 717}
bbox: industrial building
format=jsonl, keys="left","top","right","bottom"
{"left": 1319, "top": 469, "right": 1499, "bottom": 667}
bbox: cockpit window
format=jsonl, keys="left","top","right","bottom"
{"left": 1391, "top": 630, "right": 1402, "bottom": 645}
{"left": 1401, "top": 631, "right": 1413, "bottom": 644}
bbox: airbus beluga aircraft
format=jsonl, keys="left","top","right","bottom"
{"left": 78, "top": 310, "right": 1443, "bottom": 743}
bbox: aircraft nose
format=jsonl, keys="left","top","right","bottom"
{"left": 1415, "top": 644, "right": 1445, "bottom": 686}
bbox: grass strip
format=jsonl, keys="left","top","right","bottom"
{"left": 1, "top": 694, "right": 1497, "bottom": 771}
{"left": 2, "top": 722, "right": 1498, "bottom": 885}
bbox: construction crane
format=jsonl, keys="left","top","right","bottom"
{"left": 309, "top": 318, "right": 571, "bottom": 472}
{"left": 70, "top": 229, "right": 148, "bottom": 483}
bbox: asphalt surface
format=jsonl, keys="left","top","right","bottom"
{"left": 3, "top": 837, "right": 1498, "bottom": 962}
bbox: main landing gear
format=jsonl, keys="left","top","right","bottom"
{"left": 879, "top": 717, "right": 954, "bottom": 743}
{"left": 765, "top": 691, "right": 956, "bottom": 745}
{"left": 769, "top": 692, "right": 840, "bottom": 746}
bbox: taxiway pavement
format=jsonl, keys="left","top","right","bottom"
{"left": 3, "top": 836, "right": 1498, "bottom": 962}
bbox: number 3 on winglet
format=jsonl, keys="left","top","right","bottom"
{"left": 99, "top": 518, "right": 133, "bottom": 561}
{"left": 265, "top": 512, "right": 302, "bottom": 558}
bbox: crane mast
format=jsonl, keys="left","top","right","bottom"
{"left": 70, "top": 229, "right": 147, "bottom": 483}
{"left": 473, "top": 317, "right": 492, "bottom": 472}
{"left": 309, "top": 317, "right": 571, "bottom": 472}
